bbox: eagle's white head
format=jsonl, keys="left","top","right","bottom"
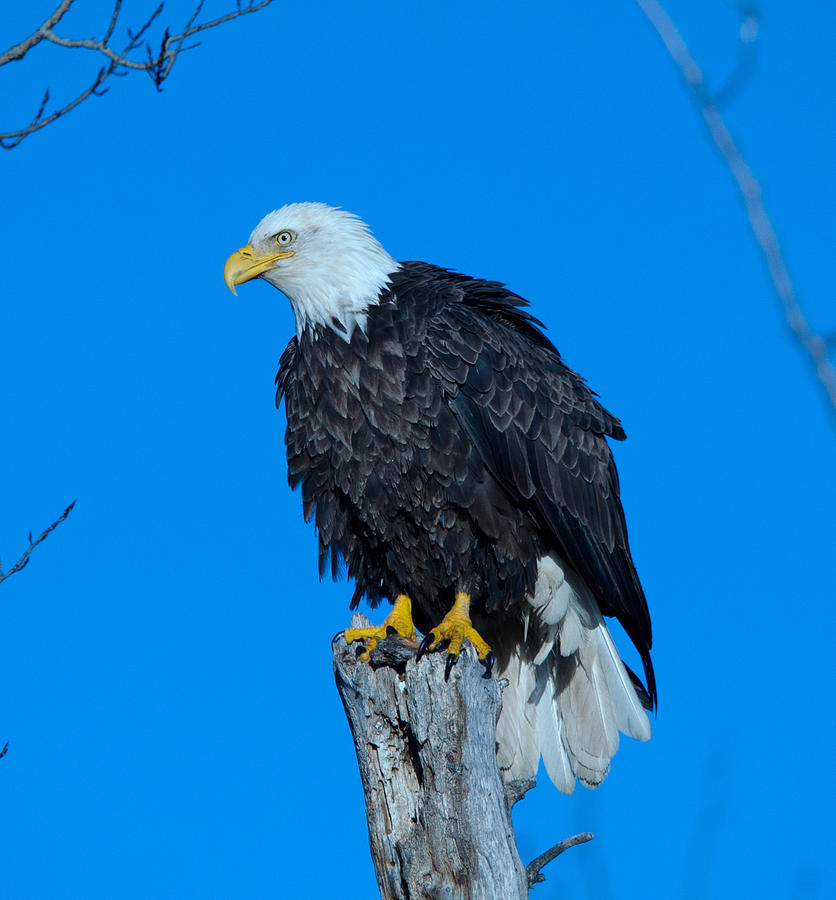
{"left": 224, "top": 202, "right": 399, "bottom": 338}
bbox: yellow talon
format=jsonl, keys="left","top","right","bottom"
{"left": 419, "top": 592, "right": 493, "bottom": 667}
{"left": 344, "top": 593, "right": 417, "bottom": 661}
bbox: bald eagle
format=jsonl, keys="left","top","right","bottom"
{"left": 224, "top": 203, "right": 654, "bottom": 793}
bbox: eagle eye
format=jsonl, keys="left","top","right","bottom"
{"left": 275, "top": 230, "right": 295, "bottom": 246}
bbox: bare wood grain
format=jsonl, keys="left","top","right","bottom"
{"left": 334, "top": 622, "right": 529, "bottom": 900}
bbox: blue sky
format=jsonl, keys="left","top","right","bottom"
{"left": 1, "top": 1, "right": 833, "bottom": 897}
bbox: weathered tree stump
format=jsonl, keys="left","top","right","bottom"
{"left": 333, "top": 614, "right": 530, "bottom": 900}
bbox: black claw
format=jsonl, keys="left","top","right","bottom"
{"left": 332, "top": 630, "right": 345, "bottom": 645}
{"left": 445, "top": 652, "right": 459, "bottom": 682}
{"left": 385, "top": 625, "right": 397, "bottom": 637}
{"left": 480, "top": 651, "right": 495, "bottom": 679}
{"left": 436, "top": 637, "right": 451, "bottom": 652}
{"left": 417, "top": 633, "right": 435, "bottom": 659}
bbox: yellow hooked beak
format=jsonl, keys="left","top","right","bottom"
{"left": 223, "top": 245, "right": 294, "bottom": 295}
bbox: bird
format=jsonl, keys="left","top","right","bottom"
{"left": 223, "top": 202, "right": 654, "bottom": 794}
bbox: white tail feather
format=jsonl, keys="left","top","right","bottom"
{"left": 558, "top": 606, "right": 583, "bottom": 656}
{"left": 597, "top": 623, "right": 652, "bottom": 741}
{"left": 495, "top": 553, "right": 651, "bottom": 795}
{"left": 534, "top": 661, "right": 575, "bottom": 794}
{"left": 495, "top": 649, "right": 540, "bottom": 780}
{"left": 532, "top": 624, "right": 559, "bottom": 666}
{"left": 526, "top": 555, "right": 570, "bottom": 624}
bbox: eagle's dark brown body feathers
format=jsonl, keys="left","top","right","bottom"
{"left": 276, "top": 261, "right": 655, "bottom": 707}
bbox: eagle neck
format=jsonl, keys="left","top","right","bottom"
{"left": 287, "top": 259, "right": 400, "bottom": 341}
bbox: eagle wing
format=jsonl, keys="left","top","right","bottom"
{"left": 407, "top": 267, "right": 655, "bottom": 704}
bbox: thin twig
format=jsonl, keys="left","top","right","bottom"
{"left": 712, "top": 4, "right": 759, "bottom": 109}
{"left": 0, "top": 0, "right": 76, "bottom": 67}
{"left": 102, "top": 0, "right": 124, "bottom": 46}
{"left": 0, "top": 1, "right": 277, "bottom": 147}
{"left": 527, "top": 832, "right": 595, "bottom": 886}
{"left": 634, "top": 0, "right": 836, "bottom": 420}
{"left": 0, "top": 502, "right": 75, "bottom": 586}
{"left": 41, "top": 4, "right": 167, "bottom": 73}
{"left": 0, "top": 66, "right": 115, "bottom": 149}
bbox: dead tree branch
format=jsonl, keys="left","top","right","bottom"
{"left": 634, "top": 0, "right": 836, "bottom": 421}
{"left": 0, "top": 1, "right": 277, "bottom": 148}
{"left": 527, "top": 832, "right": 595, "bottom": 887}
{"left": 333, "top": 615, "right": 592, "bottom": 898}
{"left": 0, "top": 502, "right": 75, "bottom": 587}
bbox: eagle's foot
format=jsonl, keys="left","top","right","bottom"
{"left": 344, "top": 593, "right": 417, "bottom": 662}
{"left": 417, "top": 592, "right": 494, "bottom": 681}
